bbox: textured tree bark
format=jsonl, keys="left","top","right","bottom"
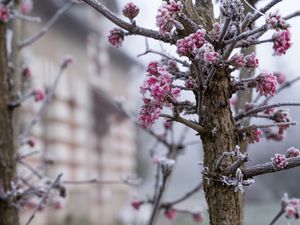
{"left": 201, "top": 68, "right": 243, "bottom": 225}
{"left": 0, "top": 23, "right": 20, "bottom": 225}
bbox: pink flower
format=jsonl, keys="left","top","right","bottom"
{"left": 202, "top": 44, "right": 219, "bottom": 63}
{"left": 147, "top": 61, "right": 159, "bottom": 75}
{"left": 122, "top": 2, "right": 139, "bottom": 20}
{"left": 20, "top": 0, "right": 33, "bottom": 14}
{"left": 286, "top": 146, "right": 300, "bottom": 158}
{"left": 256, "top": 72, "right": 278, "bottom": 97}
{"left": 230, "top": 96, "right": 237, "bottom": 107}
{"left": 266, "top": 10, "right": 289, "bottom": 30}
{"left": 33, "top": 89, "right": 45, "bottom": 102}
{"left": 282, "top": 194, "right": 300, "bottom": 219}
{"left": 229, "top": 53, "right": 245, "bottom": 68}
{"left": 192, "top": 212, "right": 204, "bottom": 223}
{"left": 244, "top": 52, "right": 259, "bottom": 68}
{"left": 209, "top": 22, "right": 222, "bottom": 40}
{"left": 273, "top": 29, "right": 292, "bottom": 56}
{"left": 274, "top": 72, "right": 286, "bottom": 85}
{"left": 0, "top": 4, "right": 10, "bottom": 22}
{"left": 22, "top": 66, "right": 32, "bottom": 79}
{"left": 273, "top": 109, "right": 291, "bottom": 133}
{"left": 27, "top": 137, "right": 36, "bottom": 148}
{"left": 244, "top": 102, "right": 255, "bottom": 111}
{"left": 185, "top": 76, "right": 197, "bottom": 89}
{"left": 176, "top": 29, "right": 206, "bottom": 57}
{"left": 249, "top": 128, "right": 262, "bottom": 143}
{"left": 272, "top": 154, "right": 287, "bottom": 169}
{"left": 108, "top": 28, "right": 124, "bottom": 48}
{"left": 138, "top": 99, "right": 162, "bottom": 129}
{"left": 164, "top": 208, "right": 177, "bottom": 220}
{"left": 164, "top": 119, "right": 173, "bottom": 129}
{"left": 156, "top": 0, "right": 183, "bottom": 34}
{"left": 131, "top": 200, "right": 142, "bottom": 210}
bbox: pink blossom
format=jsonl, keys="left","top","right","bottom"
{"left": 164, "top": 120, "right": 172, "bottom": 129}
{"left": 176, "top": 29, "right": 206, "bottom": 57}
{"left": 171, "top": 87, "right": 181, "bottom": 99}
{"left": 52, "top": 198, "right": 64, "bottom": 210}
{"left": 33, "top": 89, "right": 45, "bottom": 102}
{"left": 272, "top": 154, "right": 287, "bottom": 169}
{"left": 282, "top": 194, "right": 300, "bottom": 219}
{"left": 185, "top": 76, "right": 197, "bottom": 89}
{"left": 256, "top": 72, "right": 278, "bottom": 97}
{"left": 22, "top": 66, "right": 32, "bottom": 79}
{"left": 266, "top": 10, "right": 289, "bottom": 30}
{"left": 202, "top": 44, "right": 219, "bottom": 63}
{"left": 147, "top": 61, "right": 159, "bottom": 75}
{"left": 244, "top": 102, "right": 255, "bottom": 111}
{"left": 20, "top": 0, "right": 33, "bottom": 14}
{"left": 209, "top": 22, "right": 222, "bottom": 40}
{"left": 108, "top": 28, "right": 124, "bottom": 48}
{"left": 192, "top": 212, "right": 204, "bottom": 223}
{"left": 164, "top": 208, "right": 177, "bottom": 220}
{"left": 273, "top": 29, "right": 292, "bottom": 56}
{"left": 0, "top": 4, "right": 10, "bottom": 22}
{"left": 249, "top": 128, "right": 261, "bottom": 143}
{"left": 230, "top": 96, "right": 238, "bottom": 107}
{"left": 27, "top": 137, "right": 36, "bottom": 148}
{"left": 286, "top": 146, "right": 300, "bottom": 158}
{"left": 156, "top": 0, "right": 183, "bottom": 34}
{"left": 244, "top": 52, "right": 259, "bottom": 68}
{"left": 273, "top": 109, "right": 291, "bottom": 134}
{"left": 229, "top": 53, "right": 245, "bottom": 68}
{"left": 131, "top": 200, "right": 142, "bottom": 210}
{"left": 122, "top": 2, "right": 139, "bottom": 20}
{"left": 138, "top": 99, "right": 162, "bottom": 129}
{"left": 263, "top": 128, "right": 285, "bottom": 141}
{"left": 274, "top": 72, "right": 286, "bottom": 85}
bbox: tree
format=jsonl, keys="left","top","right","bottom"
{"left": 1, "top": 0, "right": 300, "bottom": 225}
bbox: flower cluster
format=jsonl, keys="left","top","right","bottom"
{"left": 0, "top": 4, "right": 10, "bottom": 22}
{"left": 229, "top": 53, "right": 246, "bottom": 69}
{"left": 208, "top": 22, "right": 222, "bottom": 41}
{"left": 256, "top": 72, "right": 278, "bottom": 97}
{"left": 273, "top": 109, "right": 291, "bottom": 133}
{"left": 164, "top": 208, "right": 177, "bottom": 220}
{"left": 220, "top": 0, "right": 244, "bottom": 21}
{"left": 244, "top": 52, "right": 259, "bottom": 68}
{"left": 273, "top": 29, "right": 292, "bottom": 56}
{"left": 266, "top": 10, "right": 289, "bottom": 31}
{"left": 122, "top": 2, "right": 139, "bottom": 20}
{"left": 282, "top": 193, "right": 300, "bottom": 219}
{"left": 285, "top": 146, "right": 300, "bottom": 158}
{"left": 248, "top": 128, "right": 262, "bottom": 143}
{"left": 156, "top": 0, "right": 183, "bottom": 34}
{"left": 176, "top": 29, "right": 206, "bottom": 57}
{"left": 272, "top": 154, "right": 288, "bottom": 169}
{"left": 20, "top": 0, "right": 33, "bottom": 14}
{"left": 139, "top": 66, "right": 180, "bottom": 128}
{"left": 108, "top": 28, "right": 124, "bottom": 48}
{"left": 33, "top": 89, "right": 45, "bottom": 102}
{"left": 262, "top": 127, "right": 285, "bottom": 141}
{"left": 274, "top": 72, "right": 286, "bottom": 85}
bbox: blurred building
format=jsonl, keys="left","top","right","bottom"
{"left": 19, "top": 1, "right": 140, "bottom": 225}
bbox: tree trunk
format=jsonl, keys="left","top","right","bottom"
{"left": 201, "top": 68, "right": 243, "bottom": 225}
{"left": 0, "top": 23, "right": 19, "bottom": 225}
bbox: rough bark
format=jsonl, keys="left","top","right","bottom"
{"left": 0, "top": 23, "right": 19, "bottom": 225}
{"left": 201, "top": 68, "right": 242, "bottom": 225}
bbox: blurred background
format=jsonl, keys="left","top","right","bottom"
{"left": 18, "top": 0, "right": 300, "bottom": 224}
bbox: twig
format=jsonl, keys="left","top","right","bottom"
{"left": 260, "top": 76, "right": 300, "bottom": 106}
{"left": 19, "top": 2, "right": 74, "bottom": 49}
{"left": 20, "top": 58, "right": 72, "bottom": 141}
{"left": 11, "top": 10, "right": 41, "bottom": 23}
{"left": 63, "top": 178, "right": 138, "bottom": 185}
{"left": 235, "top": 102, "right": 300, "bottom": 121}
{"left": 242, "top": 156, "right": 300, "bottom": 179}
{"left": 162, "top": 182, "right": 202, "bottom": 207}
{"left": 138, "top": 39, "right": 190, "bottom": 67}
{"left": 81, "top": 0, "right": 175, "bottom": 44}
{"left": 18, "top": 160, "right": 43, "bottom": 179}
{"left": 25, "top": 173, "right": 63, "bottom": 225}
{"left": 268, "top": 209, "right": 284, "bottom": 225}
{"left": 238, "top": 122, "right": 297, "bottom": 133}
{"left": 160, "top": 113, "right": 204, "bottom": 134}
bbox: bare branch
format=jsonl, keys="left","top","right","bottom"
{"left": 81, "top": 0, "right": 175, "bottom": 44}
{"left": 25, "top": 173, "right": 63, "bottom": 225}
{"left": 19, "top": 2, "right": 74, "bottom": 49}
{"left": 235, "top": 102, "right": 300, "bottom": 121}
{"left": 243, "top": 157, "right": 300, "bottom": 179}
